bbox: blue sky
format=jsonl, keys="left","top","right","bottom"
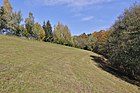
{"left": 0, "top": 0, "right": 139, "bottom": 35}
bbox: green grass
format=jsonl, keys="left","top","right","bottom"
{"left": 0, "top": 35, "right": 139, "bottom": 93}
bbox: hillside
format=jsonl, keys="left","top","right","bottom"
{"left": 0, "top": 35, "right": 139, "bottom": 93}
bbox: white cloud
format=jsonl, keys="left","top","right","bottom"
{"left": 34, "top": 0, "right": 113, "bottom": 7}
{"left": 73, "top": 13, "right": 82, "bottom": 17}
{"left": 82, "top": 16, "right": 94, "bottom": 21}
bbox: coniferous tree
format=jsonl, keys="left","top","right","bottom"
{"left": 0, "top": 6, "right": 7, "bottom": 33}
{"left": 43, "top": 20, "right": 53, "bottom": 42}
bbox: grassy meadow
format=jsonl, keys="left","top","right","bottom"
{"left": 0, "top": 35, "right": 139, "bottom": 93}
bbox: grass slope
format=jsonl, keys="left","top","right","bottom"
{"left": 0, "top": 35, "right": 139, "bottom": 93}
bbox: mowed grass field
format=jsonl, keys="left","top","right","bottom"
{"left": 0, "top": 35, "right": 139, "bottom": 93}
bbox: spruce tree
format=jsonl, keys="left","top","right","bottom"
{"left": 43, "top": 20, "right": 53, "bottom": 42}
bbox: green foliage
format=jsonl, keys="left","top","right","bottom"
{"left": 0, "top": 6, "right": 7, "bottom": 33}
{"left": 2, "top": 0, "right": 12, "bottom": 32}
{"left": 25, "top": 12, "right": 34, "bottom": 37}
{"left": 53, "top": 22, "right": 62, "bottom": 43}
{"left": 42, "top": 20, "right": 53, "bottom": 42}
{"left": 22, "top": 27, "right": 30, "bottom": 37}
{"left": 3, "top": 0, "right": 12, "bottom": 21}
{"left": 92, "top": 30, "right": 111, "bottom": 55}
{"left": 10, "top": 11, "right": 23, "bottom": 36}
{"left": 61, "top": 25, "right": 71, "bottom": 45}
{"left": 73, "top": 33, "right": 89, "bottom": 49}
{"left": 107, "top": 4, "right": 140, "bottom": 78}
{"left": 87, "top": 34, "right": 97, "bottom": 51}
{"left": 53, "top": 22, "right": 71, "bottom": 45}
{"left": 32, "top": 22, "right": 45, "bottom": 41}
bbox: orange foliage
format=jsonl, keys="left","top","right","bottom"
{"left": 93, "top": 30, "right": 111, "bottom": 45}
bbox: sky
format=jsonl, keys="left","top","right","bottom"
{"left": 0, "top": 0, "right": 139, "bottom": 35}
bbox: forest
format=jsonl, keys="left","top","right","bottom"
{"left": 0, "top": 0, "right": 140, "bottom": 84}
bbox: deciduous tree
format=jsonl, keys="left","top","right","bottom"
{"left": 107, "top": 3, "right": 140, "bottom": 79}
{"left": 32, "top": 22, "right": 45, "bottom": 41}
{"left": 11, "top": 11, "right": 23, "bottom": 36}
{"left": 53, "top": 22, "right": 71, "bottom": 45}
{"left": 3, "top": 0, "right": 13, "bottom": 32}
{"left": 25, "top": 12, "right": 34, "bottom": 37}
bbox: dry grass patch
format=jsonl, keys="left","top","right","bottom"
{"left": 0, "top": 35, "right": 139, "bottom": 93}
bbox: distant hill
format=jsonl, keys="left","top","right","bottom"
{"left": 0, "top": 35, "right": 139, "bottom": 93}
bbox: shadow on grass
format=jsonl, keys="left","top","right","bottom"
{"left": 90, "top": 55, "right": 140, "bottom": 88}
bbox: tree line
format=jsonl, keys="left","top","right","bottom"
{"left": 0, "top": 0, "right": 140, "bottom": 81}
